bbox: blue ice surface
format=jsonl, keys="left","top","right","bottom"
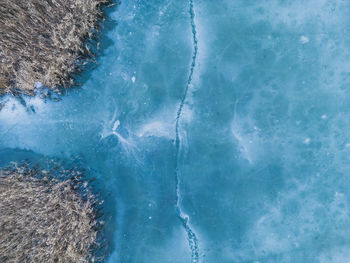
{"left": 1, "top": 0, "right": 350, "bottom": 262}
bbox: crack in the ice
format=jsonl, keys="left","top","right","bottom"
{"left": 174, "top": 0, "right": 199, "bottom": 262}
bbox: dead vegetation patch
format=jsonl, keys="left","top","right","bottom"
{"left": 0, "top": 0, "right": 110, "bottom": 96}
{"left": 0, "top": 164, "right": 104, "bottom": 263}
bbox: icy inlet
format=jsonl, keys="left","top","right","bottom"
{"left": 1, "top": 0, "right": 350, "bottom": 262}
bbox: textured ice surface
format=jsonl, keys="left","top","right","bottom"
{"left": 1, "top": 0, "right": 350, "bottom": 262}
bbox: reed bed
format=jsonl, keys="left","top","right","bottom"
{"left": 0, "top": 0, "right": 109, "bottom": 95}
{"left": 0, "top": 164, "right": 103, "bottom": 263}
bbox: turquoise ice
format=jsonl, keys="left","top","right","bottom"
{"left": 1, "top": 0, "right": 350, "bottom": 262}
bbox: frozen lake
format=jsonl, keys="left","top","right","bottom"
{"left": 1, "top": 0, "right": 350, "bottom": 262}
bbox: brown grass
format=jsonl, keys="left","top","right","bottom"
{"left": 0, "top": 164, "right": 103, "bottom": 262}
{"left": 0, "top": 0, "right": 110, "bottom": 96}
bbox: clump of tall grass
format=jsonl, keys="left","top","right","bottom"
{"left": 0, "top": 0, "right": 110, "bottom": 95}
{"left": 0, "top": 164, "right": 103, "bottom": 262}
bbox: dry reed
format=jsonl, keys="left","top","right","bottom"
{"left": 0, "top": 164, "right": 103, "bottom": 263}
{"left": 0, "top": 0, "right": 109, "bottom": 95}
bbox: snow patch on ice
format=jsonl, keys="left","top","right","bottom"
{"left": 137, "top": 120, "right": 172, "bottom": 138}
{"left": 300, "top": 35, "right": 309, "bottom": 44}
